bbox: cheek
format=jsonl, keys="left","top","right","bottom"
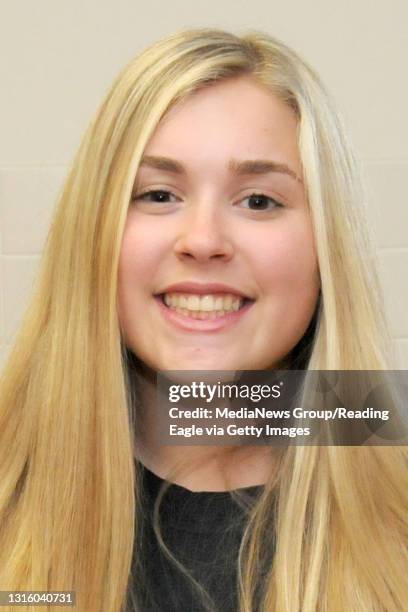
{"left": 250, "top": 217, "right": 320, "bottom": 358}
{"left": 116, "top": 216, "right": 166, "bottom": 330}
{"left": 251, "top": 215, "right": 319, "bottom": 301}
{"left": 118, "top": 214, "right": 167, "bottom": 290}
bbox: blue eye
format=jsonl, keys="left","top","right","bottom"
{"left": 132, "top": 189, "right": 178, "bottom": 203}
{"left": 241, "top": 193, "right": 284, "bottom": 211}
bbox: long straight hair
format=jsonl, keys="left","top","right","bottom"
{"left": 0, "top": 28, "right": 407, "bottom": 611}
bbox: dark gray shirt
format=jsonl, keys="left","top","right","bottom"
{"left": 127, "top": 464, "right": 266, "bottom": 612}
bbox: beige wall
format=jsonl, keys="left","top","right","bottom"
{"left": 1, "top": 0, "right": 407, "bottom": 369}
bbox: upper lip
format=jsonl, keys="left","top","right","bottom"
{"left": 157, "top": 281, "right": 254, "bottom": 299}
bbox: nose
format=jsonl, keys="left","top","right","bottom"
{"left": 173, "top": 201, "right": 234, "bottom": 263}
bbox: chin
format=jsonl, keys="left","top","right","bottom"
{"left": 159, "top": 353, "right": 241, "bottom": 374}
{"left": 164, "top": 360, "right": 235, "bottom": 372}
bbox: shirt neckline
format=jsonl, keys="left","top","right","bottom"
{"left": 140, "top": 461, "right": 265, "bottom": 496}
{"left": 140, "top": 462, "right": 264, "bottom": 534}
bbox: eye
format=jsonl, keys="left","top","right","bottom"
{"left": 240, "top": 193, "right": 284, "bottom": 211}
{"left": 132, "top": 189, "right": 179, "bottom": 203}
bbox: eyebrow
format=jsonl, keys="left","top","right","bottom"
{"left": 140, "top": 155, "right": 303, "bottom": 184}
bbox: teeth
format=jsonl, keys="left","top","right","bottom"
{"left": 187, "top": 295, "right": 200, "bottom": 311}
{"left": 163, "top": 293, "right": 244, "bottom": 313}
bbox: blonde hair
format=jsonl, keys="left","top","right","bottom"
{"left": 0, "top": 27, "right": 407, "bottom": 611}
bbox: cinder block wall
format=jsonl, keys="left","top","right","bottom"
{"left": 1, "top": 1, "right": 407, "bottom": 369}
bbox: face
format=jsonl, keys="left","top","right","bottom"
{"left": 117, "top": 75, "right": 320, "bottom": 372}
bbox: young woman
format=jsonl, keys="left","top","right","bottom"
{"left": 0, "top": 28, "right": 407, "bottom": 611}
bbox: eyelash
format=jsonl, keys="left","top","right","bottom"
{"left": 132, "top": 189, "right": 284, "bottom": 211}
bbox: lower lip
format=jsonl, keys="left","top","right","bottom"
{"left": 154, "top": 295, "right": 254, "bottom": 332}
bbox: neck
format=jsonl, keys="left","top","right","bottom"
{"left": 129, "top": 360, "right": 279, "bottom": 492}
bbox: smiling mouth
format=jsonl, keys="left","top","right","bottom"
{"left": 156, "top": 293, "right": 254, "bottom": 320}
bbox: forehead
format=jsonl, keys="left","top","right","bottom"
{"left": 143, "top": 76, "right": 301, "bottom": 172}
